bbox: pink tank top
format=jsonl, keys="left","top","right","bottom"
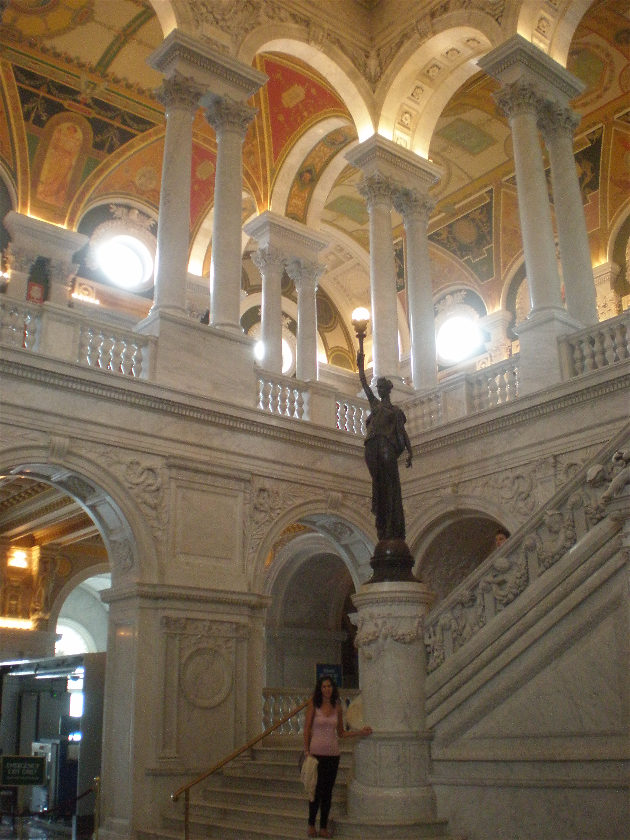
{"left": 309, "top": 705, "right": 340, "bottom": 756}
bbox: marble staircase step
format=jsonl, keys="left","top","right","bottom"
{"left": 145, "top": 741, "right": 462, "bottom": 840}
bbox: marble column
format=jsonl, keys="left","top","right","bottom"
{"left": 244, "top": 211, "right": 328, "bottom": 381}
{"left": 205, "top": 96, "right": 257, "bottom": 333}
{"left": 537, "top": 101, "right": 598, "bottom": 326}
{"left": 348, "top": 581, "right": 441, "bottom": 826}
{"left": 494, "top": 81, "right": 563, "bottom": 315}
{"left": 347, "top": 136, "right": 441, "bottom": 388}
{"left": 479, "top": 35, "right": 586, "bottom": 394}
{"left": 251, "top": 245, "right": 284, "bottom": 373}
{"left": 151, "top": 74, "right": 201, "bottom": 317}
{"left": 357, "top": 172, "right": 400, "bottom": 382}
{"left": 393, "top": 189, "right": 437, "bottom": 391}
{"left": 481, "top": 309, "right": 514, "bottom": 362}
{"left": 286, "top": 258, "right": 324, "bottom": 382}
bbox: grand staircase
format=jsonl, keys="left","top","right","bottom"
{"left": 141, "top": 736, "right": 461, "bottom": 840}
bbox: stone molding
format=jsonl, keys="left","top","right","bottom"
{"left": 478, "top": 34, "right": 585, "bottom": 101}
{"left": 149, "top": 28, "right": 267, "bottom": 100}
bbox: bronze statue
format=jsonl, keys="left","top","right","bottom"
{"left": 357, "top": 350, "right": 413, "bottom": 542}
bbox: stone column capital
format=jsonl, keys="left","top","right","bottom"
{"left": 493, "top": 80, "right": 541, "bottom": 120}
{"left": 251, "top": 245, "right": 285, "bottom": 275}
{"left": 392, "top": 188, "right": 435, "bottom": 223}
{"left": 357, "top": 172, "right": 396, "bottom": 209}
{"left": 155, "top": 72, "right": 202, "bottom": 113}
{"left": 285, "top": 257, "right": 324, "bottom": 292}
{"left": 205, "top": 95, "right": 257, "bottom": 139}
{"left": 537, "top": 101, "right": 581, "bottom": 143}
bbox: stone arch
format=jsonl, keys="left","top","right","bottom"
{"left": 270, "top": 116, "right": 350, "bottom": 215}
{"left": 377, "top": 18, "right": 499, "bottom": 157}
{"left": 239, "top": 35, "right": 374, "bottom": 140}
{"left": 146, "top": 0, "right": 181, "bottom": 37}
{"left": 0, "top": 446, "right": 159, "bottom": 588}
{"left": 516, "top": 0, "right": 596, "bottom": 64}
{"left": 260, "top": 508, "right": 373, "bottom": 689}
{"left": 49, "top": 561, "right": 110, "bottom": 634}
{"left": 252, "top": 497, "right": 374, "bottom": 593}
{"left": 408, "top": 494, "right": 517, "bottom": 605}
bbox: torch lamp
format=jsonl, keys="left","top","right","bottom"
{"left": 351, "top": 307, "right": 370, "bottom": 356}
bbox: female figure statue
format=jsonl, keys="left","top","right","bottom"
{"left": 357, "top": 351, "right": 413, "bottom": 541}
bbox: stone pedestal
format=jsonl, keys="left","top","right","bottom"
{"left": 348, "top": 580, "right": 437, "bottom": 823}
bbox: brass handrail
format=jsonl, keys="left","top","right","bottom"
{"left": 171, "top": 698, "right": 310, "bottom": 840}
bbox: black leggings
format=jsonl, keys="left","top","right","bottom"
{"left": 308, "top": 755, "right": 340, "bottom": 830}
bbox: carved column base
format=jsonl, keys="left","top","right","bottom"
{"left": 370, "top": 538, "right": 416, "bottom": 582}
{"left": 348, "top": 731, "right": 437, "bottom": 822}
{"left": 350, "top": 581, "right": 437, "bottom": 823}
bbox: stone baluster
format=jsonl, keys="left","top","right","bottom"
{"left": 251, "top": 246, "right": 285, "bottom": 373}
{"left": 392, "top": 189, "right": 437, "bottom": 390}
{"left": 205, "top": 96, "right": 257, "bottom": 332}
{"left": 537, "top": 101, "right": 598, "bottom": 326}
{"left": 151, "top": 73, "right": 201, "bottom": 317}
{"left": 286, "top": 258, "right": 324, "bottom": 382}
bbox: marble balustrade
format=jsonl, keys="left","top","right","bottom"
{"left": 1, "top": 296, "right": 628, "bottom": 427}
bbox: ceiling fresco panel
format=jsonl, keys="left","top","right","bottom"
{"left": 285, "top": 125, "right": 356, "bottom": 223}
{"left": 256, "top": 53, "right": 352, "bottom": 174}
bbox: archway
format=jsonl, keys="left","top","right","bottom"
{"left": 261, "top": 512, "right": 374, "bottom": 691}
{"left": 413, "top": 510, "right": 510, "bottom": 605}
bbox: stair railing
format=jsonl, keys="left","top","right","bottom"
{"left": 171, "top": 698, "right": 310, "bottom": 840}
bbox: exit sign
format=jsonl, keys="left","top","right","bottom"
{"left": 0, "top": 755, "right": 46, "bottom": 786}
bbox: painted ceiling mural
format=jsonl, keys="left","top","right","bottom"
{"left": 0, "top": 0, "right": 628, "bottom": 367}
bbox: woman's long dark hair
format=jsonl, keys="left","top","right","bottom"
{"left": 312, "top": 675, "right": 339, "bottom": 708}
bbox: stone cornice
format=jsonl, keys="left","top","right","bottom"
{"left": 244, "top": 210, "right": 329, "bottom": 256}
{"left": 1, "top": 354, "right": 628, "bottom": 466}
{"left": 0, "top": 353, "right": 362, "bottom": 458}
{"left": 346, "top": 134, "right": 442, "bottom": 186}
{"left": 478, "top": 34, "right": 584, "bottom": 101}
{"left": 149, "top": 29, "right": 267, "bottom": 100}
{"left": 101, "top": 582, "right": 271, "bottom": 609}
{"left": 414, "top": 366, "right": 630, "bottom": 456}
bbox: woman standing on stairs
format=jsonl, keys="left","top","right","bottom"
{"left": 304, "top": 676, "right": 372, "bottom": 838}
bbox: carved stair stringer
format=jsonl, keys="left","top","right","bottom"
{"left": 422, "top": 421, "right": 630, "bottom": 840}
{"left": 423, "top": 419, "right": 630, "bottom": 676}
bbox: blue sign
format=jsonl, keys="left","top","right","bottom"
{"left": 316, "top": 663, "right": 342, "bottom": 687}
